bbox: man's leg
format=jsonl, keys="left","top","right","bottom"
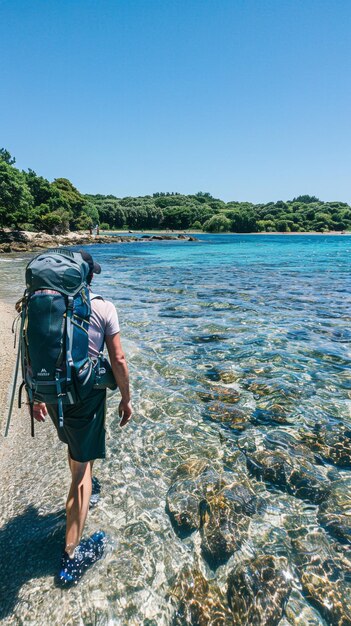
{"left": 65, "top": 454, "right": 93, "bottom": 557}
{"left": 67, "top": 451, "right": 94, "bottom": 474}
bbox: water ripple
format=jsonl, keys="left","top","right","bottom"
{"left": 1, "top": 234, "right": 350, "bottom": 624}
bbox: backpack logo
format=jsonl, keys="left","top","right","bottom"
{"left": 38, "top": 368, "right": 50, "bottom": 377}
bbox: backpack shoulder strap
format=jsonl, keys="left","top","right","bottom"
{"left": 90, "top": 293, "right": 105, "bottom": 302}
{"left": 89, "top": 293, "right": 106, "bottom": 353}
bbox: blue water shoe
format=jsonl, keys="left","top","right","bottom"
{"left": 56, "top": 531, "right": 106, "bottom": 588}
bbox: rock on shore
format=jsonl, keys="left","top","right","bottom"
{"left": 0, "top": 229, "right": 197, "bottom": 254}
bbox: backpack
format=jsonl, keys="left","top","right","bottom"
{"left": 17, "top": 248, "right": 99, "bottom": 435}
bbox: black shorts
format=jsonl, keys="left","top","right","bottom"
{"left": 47, "top": 389, "right": 107, "bottom": 463}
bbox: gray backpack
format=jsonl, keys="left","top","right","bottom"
{"left": 5, "top": 248, "right": 116, "bottom": 437}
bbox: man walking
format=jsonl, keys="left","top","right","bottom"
{"left": 33, "top": 250, "right": 132, "bottom": 586}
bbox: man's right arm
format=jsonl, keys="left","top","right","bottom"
{"left": 106, "top": 333, "right": 132, "bottom": 426}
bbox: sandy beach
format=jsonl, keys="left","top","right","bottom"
{"left": 0, "top": 301, "right": 17, "bottom": 422}
{"left": 0, "top": 297, "right": 73, "bottom": 623}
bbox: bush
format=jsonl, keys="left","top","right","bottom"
{"left": 74, "top": 213, "right": 93, "bottom": 231}
{"left": 257, "top": 219, "right": 276, "bottom": 232}
{"left": 276, "top": 220, "right": 290, "bottom": 232}
{"left": 203, "top": 215, "right": 231, "bottom": 233}
{"left": 191, "top": 221, "right": 202, "bottom": 230}
{"left": 19, "top": 223, "right": 36, "bottom": 232}
{"left": 41, "top": 210, "right": 70, "bottom": 234}
{"left": 100, "top": 222, "right": 110, "bottom": 230}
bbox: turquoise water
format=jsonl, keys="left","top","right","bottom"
{"left": 91, "top": 233, "right": 351, "bottom": 432}
{"left": 1, "top": 234, "right": 351, "bottom": 625}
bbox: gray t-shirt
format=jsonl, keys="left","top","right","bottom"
{"left": 88, "top": 293, "right": 120, "bottom": 358}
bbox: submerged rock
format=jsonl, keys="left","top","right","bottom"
{"left": 291, "top": 531, "right": 351, "bottom": 626}
{"left": 166, "top": 482, "right": 203, "bottom": 536}
{"left": 198, "top": 387, "right": 241, "bottom": 405}
{"left": 251, "top": 407, "right": 290, "bottom": 425}
{"left": 284, "top": 590, "right": 325, "bottom": 625}
{"left": 250, "top": 520, "right": 293, "bottom": 563}
{"left": 199, "top": 383, "right": 249, "bottom": 432}
{"left": 171, "top": 566, "right": 233, "bottom": 626}
{"left": 300, "top": 423, "right": 351, "bottom": 468}
{"left": 318, "top": 477, "right": 351, "bottom": 544}
{"left": 200, "top": 480, "right": 263, "bottom": 569}
{"left": 205, "top": 367, "right": 240, "bottom": 385}
{"left": 166, "top": 459, "right": 263, "bottom": 568}
{"left": 170, "top": 459, "right": 210, "bottom": 482}
{"left": 246, "top": 443, "right": 331, "bottom": 505}
{"left": 227, "top": 555, "right": 292, "bottom": 626}
{"left": 246, "top": 380, "right": 299, "bottom": 424}
{"left": 205, "top": 404, "right": 249, "bottom": 432}
{"left": 148, "top": 234, "right": 196, "bottom": 241}
{"left": 264, "top": 429, "right": 317, "bottom": 463}
{"left": 166, "top": 461, "right": 220, "bottom": 537}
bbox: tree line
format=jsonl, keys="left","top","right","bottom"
{"left": 1, "top": 149, "right": 350, "bottom": 234}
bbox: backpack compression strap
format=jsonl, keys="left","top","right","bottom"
{"left": 53, "top": 295, "right": 75, "bottom": 429}
{"left": 55, "top": 372, "right": 64, "bottom": 428}
{"left": 65, "top": 296, "right": 74, "bottom": 384}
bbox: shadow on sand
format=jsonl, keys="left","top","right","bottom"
{"left": 0, "top": 505, "right": 65, "bottom": 620}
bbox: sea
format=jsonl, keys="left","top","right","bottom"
{"left": 0, "top": 233, "right": 350, "bottom": 625}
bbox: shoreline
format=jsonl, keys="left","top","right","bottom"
{"left": 104, "top": 228, "right": 350, "bottom": 236}
{"left": 0, "top": 229, "right": 196, "bottom": 255}
{"left": 0, "top": 228, "right": 348, "bottom": 255}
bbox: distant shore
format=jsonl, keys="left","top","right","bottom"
{"left": 104, "top": 228, "right": 351, "bottom": 236}
{"left": 0, "top": 228, "right": 349, "bottom": 255}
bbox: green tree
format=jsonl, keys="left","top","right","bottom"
{"left": 191, "top": 220, "right": 203, "bottom": 230}
{"left": 312, "top": 212, "right": 332, "bottom": 231}
{"left": 333, "top": 208, "right": 351, "bottom": 230}
{"left": 0, "top": 148, "right": 16, "bottom": 165}
{"left": 23, "top": 169, "right": 73, "bottom": 232}
{"left": 52, "top": 178, "right": 85, "bottom": 225}
{"left": 41, "top": 208, "right": 71, "bottom": 234}
{"left": 78, "top": 202, "right": 99, "bottom": 229}
{"left": 0, "top": 161, "right": 33, "bottom": 227}
{"left": 228, "top": 210, "right": 258, "bottom": 233}
{"left": 203, "top": 214, "right": 231, "bottom": 233}
{"left": 292, "top": 195, "right": 320, "bottom": 204}
{"left": 257, "top": 219, "right": 276, "bottom": 232}
{"left": 276, "top": 219, "right": 290, "bottom": 232}
{"left": 163, "top": 206, "right": 194, "bottom": 229}
{"left": 25, "top": 169, "right": 53, "bottom": 206}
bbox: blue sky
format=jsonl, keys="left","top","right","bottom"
{"left": 0, "top": 0, "right": 350, "bottom": 203}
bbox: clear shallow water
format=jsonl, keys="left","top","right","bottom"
{"left": 0, "top": 234, "right": 351, "bottom": 625}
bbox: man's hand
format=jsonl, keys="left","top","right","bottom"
{"left": 33, "top": 402, "right": 48, "bottom": 422}
{"left": 119, "top": 399, "right": 132, "bottom": 427}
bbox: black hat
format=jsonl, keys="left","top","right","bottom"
{"left": 79, "top": 250, "right": 101, "bottom": 275}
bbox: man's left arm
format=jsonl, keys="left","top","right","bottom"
{"left": 106, "top": 332, "right": 132, "bottom": 427}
